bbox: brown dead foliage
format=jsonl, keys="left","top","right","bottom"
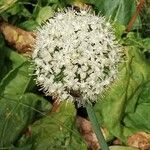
{"left": 76, "top": 116, "right": 100, "bottom": 150}
{"left": 113, "top": 139, "right": 122, "bottom": 145}
{"left": 0, "top": 22, "right": 35, "bottom": 53}
{"left": 127, "top": 132, "right": 150, "bottom": 150}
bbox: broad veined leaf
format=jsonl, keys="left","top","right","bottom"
{"left": 19, "top": 102, "right": 87, "bottom": 150}
{"left": 0, "top": 50, "right": 52, "bottom": 147}
{"left": 0, "top": 53, "right": 31, "bottom": 96}
{"left": 94, "top": 46, "right": 150, "bottom": 142}
{"left": 0, "top": 93, "right": 51, "bottom": 147}
{"left": 85, "top": 0, "right": 141, "bottom": 27}
{"left": 123, "top": 82, "right": 150, "bottom": 132}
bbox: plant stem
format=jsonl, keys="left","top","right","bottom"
{"left": 86, "top": 103, "right": 109, "bottom": 150}
{"left": 126, "top": 0, "right": 145, "bottom": 32}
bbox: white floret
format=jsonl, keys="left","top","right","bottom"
{"left": 32, "top": 9, "right": 123, "bottom": 106}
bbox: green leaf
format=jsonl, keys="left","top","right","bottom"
{"left": 142, "top": 38, "right": 150, "bottom": 52}
{"left": 0, "top": 0, "right": 17, "bottom": 13}
{"left": 0, "top": 54, "right": 32, "bottom": 96}
{"left": 19, "top": 6, "right": 32, "bottom": 18}
{"left": 5, "top": 3, "right": 21, "bottom": 15}
{"left": 36, "top": 6, "right": 54, "bottom": 24}
{"left": 122, "top": 33, "right": 150, "bottom": 54}
{"left": 0, "top": 46, "right": 26, "bottom": 80}
{"left": 1, "top": 3, "right": 31, "bottom": 20}
{"left": 0, "top": 47, "right": 34, "bottom": 96}
{"left": 124, "top": 103, "right": 150, "bottom": 132}
{"left": 19, "top": 20, "right": 39, "bottom": 31}
{"left": 140, "top": 0, "right": 150, "bottom": 37}
{"left": 109, "top": 146, "right": 138, "bottom": 150}
{"left": 85, "top": 0, "right": 141, "bottom": 27}
{"left": 11, "top": 144, "right": 33, "bottom": 150}
{"left": 94, "top": 46, "right": 150, "bottom": 142}
{"left": 113, "top": 23, "right": 126, "bottom": 39}
{"left": 0, "top": 93, "right": 47, "bottom": 147}
{"left": 0, "top": 34, "right": 7, "bottom": 79}
{"left": 20, "top": 102, "right": 87, "bottom": 149}
{"left": 47, "top": 0, "right": 59, "bottom": 4}
{"left": 0, "top": 50, "right": 52, "bottom": 147}
{"left": 124, "top": 67, "right": 150, "bottom": 133}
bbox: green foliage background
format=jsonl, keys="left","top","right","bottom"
{"left": 0, "top": 0, "right": 150, "bottom": 149}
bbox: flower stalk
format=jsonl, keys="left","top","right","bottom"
{"left": 86, "top": 103, "right": 109, "bottom": 150}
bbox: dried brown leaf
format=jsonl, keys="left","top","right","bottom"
{"left": 113, "top": 139, "right": 122, "bottom": 145}
{"left": 76, "top": 116, "right": 100, "bottom": 150}
{"left": 0, "top": 22, "right": 35, "bottom": 53}
{"left": 127, "top": 132, "right": 150, "bottom": 150}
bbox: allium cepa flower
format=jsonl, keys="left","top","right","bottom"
{"left": 32, "top": 9, "right": 123, "bottom": 106}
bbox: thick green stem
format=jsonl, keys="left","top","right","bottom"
{"left": 86, "top": 103, "right": 109, "bottom": 150}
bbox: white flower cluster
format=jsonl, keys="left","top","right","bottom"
{"left": 32, "top": 9, "right": 123, "bottom": 106}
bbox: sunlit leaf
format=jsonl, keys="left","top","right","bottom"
{"left": 36, "top": 6, "right": 54, "bottom": 24}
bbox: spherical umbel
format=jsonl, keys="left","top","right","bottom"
{"left": 32, "top": 9, "right": 123, "bottom": 106}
